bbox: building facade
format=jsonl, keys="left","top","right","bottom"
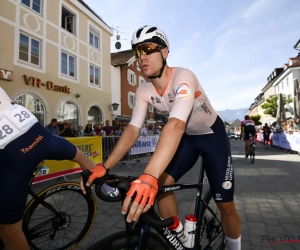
{"left": 111, "top": 49, "right": 156, "bottom": 124}
{"left": 0, "top": 0, "right": 113, "bottom": 129}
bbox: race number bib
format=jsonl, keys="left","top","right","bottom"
{"left": 2, "top": 105, "right": 38, "bottom": 132}
{"left": 0, "top": 116, "right": 21, "bottom": 148}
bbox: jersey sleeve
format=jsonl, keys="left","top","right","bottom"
{"left": 129, "top": 85, "right": 149, "bottom": 129}
{"left": 168, "top": 70, "right": 197, "bottom": 122}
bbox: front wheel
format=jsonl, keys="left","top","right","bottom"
{"left": 198, "top": 190, "right": 226, "bottom": 250}
{"left": 23, "top": 182, "right": 97, "bottom": 250}
{"left": 87, "top": 229, "right": 170, "bottom": 250}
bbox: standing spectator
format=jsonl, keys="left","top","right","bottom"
{"left": 83, "top": 123, "right": 94, "bottom": 136}
{"left": 45, "top": 118, "right": 62, "bottom": 136}
{"left": 140, "top": 123, "right": 148, "bottom": 136}
{"left": 118, "top": 124, "right": 126, "bottom": 136}
{"left": 262, "top": 123, "right": 271, "bottom": 147}
{"left": 94, "top": 123, "right": 105, "bottom": 136}
{"left": 69, "top": 124, "right": 79, "bottom": 137}
{"left": 155, "top": 125, "right": 162, "bottom": 134}
{"left": 77, "top": 126, "right": 83, "bottom": 137}
{"left": 59, "top": 120, "right": 73, "bottom": 137}
{"left": 103, "top": 120, "right": 114, "bottom": 136}
{"left": 148, "top": 124, "right": 154, "bottom": 135}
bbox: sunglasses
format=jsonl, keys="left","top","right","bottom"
{"left": 134, "top": 43, "right": 163, "bottom": 58}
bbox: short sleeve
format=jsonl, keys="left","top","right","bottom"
{"left": 168, "top": 70, "right": 197, "bottom": 122}
{"left": 129, "top": 86, "right": 149, "bottom": 129}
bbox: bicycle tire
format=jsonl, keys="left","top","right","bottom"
{"left": 198, "top": 190, "right": 226, "bottom": 250}
{"left": 23, "top": 182, "right": 97, "bottom": 250}
{"left": 87, "top": 229, "right": 170, "bottom": 250}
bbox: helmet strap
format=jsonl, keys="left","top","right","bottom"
{"left": 148, "top": 51, "right": 166, "bottom": 79}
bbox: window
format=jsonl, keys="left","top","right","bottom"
{"left": 19, "top": 33, "right": 40, "bottom": 66}
{"left": 286, "top": 78, "right": 289, "bottom": 88}
{"left": 148, "top": 105, "right": 153, "bottom": 113}
{"left": 15, "top": 94, "right": 45, "bottom": 125}
{"left": 89, "top": 27, "right": 100, "bottom": 49}
{"left": 61, "top": 52, "right": 75, "bottom": 77}
{"left": 281, "top": 82, "right": 284, "bottom": 90}
{"left": 137, "top": 62, "right": 140, "bottom": 71}
{"left": 128, "top": 92, "right": 135, "bottom": 108}
{"left": 57, "top": 101, "right": 79, "bottom": 128}
{"left": 61, "top": 6, "right": 75, "bottom": 34}
{"left": 139, "top": 76, "right": 145, "bottom": 85}
{"left": 88, "top": 106, "right": 103, "bottom": 124}
{"left": 21, "top": 0, "right": 41, "bottom": 14}
{"left": 127, "top": 70, "right": 136, "bottom": 86}
{"left": 89, "top": 64, "right": 101, "bottom": 87}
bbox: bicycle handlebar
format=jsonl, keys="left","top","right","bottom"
{"left": 81, "top": 169, "right": 174, "bottom": 228}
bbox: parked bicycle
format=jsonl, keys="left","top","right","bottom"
{"left": 82, "top": 156, "right": 226, "bottom": 250}
{"left": 0, "top": 167, "right": 97, "bottom": 250}
{"left": 249, "top": 133, "right": 255, "bottom": 164}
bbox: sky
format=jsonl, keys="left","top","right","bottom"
{"left": 85, "top": 0, "right": 300, "bottom": 111}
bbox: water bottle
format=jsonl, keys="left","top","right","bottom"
{"left": 168, "top": 216, "right": 187, "bottom": 244}
{"left": 182, "top": 214, "right": 197, "bottom": 248}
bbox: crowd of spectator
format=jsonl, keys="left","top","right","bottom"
{"left": 45, "top": 118, "right": 164, "bottom": 137}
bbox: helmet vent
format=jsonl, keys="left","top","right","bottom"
{"left": 136, "top": 28, "right": 143, "bottom": 39}
{"left": 146, "top": 27, "right": 157, "bottom": 33}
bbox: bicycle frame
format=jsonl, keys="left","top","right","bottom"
{"left": 128, "top": 158, "right": 223, "bottom": 250}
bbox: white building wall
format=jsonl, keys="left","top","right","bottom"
{"left": 111, "top": 65, "right": 121, "bottom": 116}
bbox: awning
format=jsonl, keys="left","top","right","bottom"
{"left": 115, "top": 116, "right": 131, "bottom": 121}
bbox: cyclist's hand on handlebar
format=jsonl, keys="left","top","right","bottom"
{"left": 122, "top": 173, "right": 158, "bottom": 223}
{"left": 80, "top": 164, "right": 108, "bottom": 195}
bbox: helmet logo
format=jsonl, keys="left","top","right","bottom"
{"left": 155, "top": 31, "right": 168, "bottom": 45}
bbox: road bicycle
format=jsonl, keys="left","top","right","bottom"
{"left": 82, "top": 156, "right": 226, "bottom": 250}
{"left": 249, "top": 133, "right": 255, "bottom": 164}
{"left": 0, "top": 167, "right": 97, "bottom": 250}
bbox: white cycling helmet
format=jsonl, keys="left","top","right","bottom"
{"left": 131, "top": 25, "right": 169, "bottom": 50}
{"left": 0, "top": 87, "right": 13, "bottom": 112}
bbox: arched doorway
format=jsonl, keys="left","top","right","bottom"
{"left": 15, "top": 93, "right": 45, "bottom": 125}
{"left": 57, "top": 101, "right": 79, "bottom": 128}
{"left": 88, "top": 106, "right": 103, "bottom": 126}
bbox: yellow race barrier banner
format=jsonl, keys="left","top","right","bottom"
{"left": 33, "top": 136, "right": 103, "bottom": 183}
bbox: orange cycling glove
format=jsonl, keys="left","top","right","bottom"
{"left": 126, "top": 173, "right": 158, "bottom": 207}
{"left": 88, "top": 163, "right": 108, "bottom": 183}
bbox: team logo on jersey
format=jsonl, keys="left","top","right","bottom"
{"left": 222, "top": 181, "right": 232, "bottom": 190}
{"left": 198, "top": 99, "right": 212, "bottom": 115}
{"left": 155, "top": 97, "right": 161, "bottom": 103}
{"left": 168, "top": 93, "right": 174, "bottom": 103}
{"left": 194, "top": 90, "right": 202, "bottom": 99}
{"left": 175, "top": 83, "right": 191, "bottom": 99}
{"left": 150, "top": 97, "right": 155, "bottom": 104}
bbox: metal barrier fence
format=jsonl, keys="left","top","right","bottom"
{"left": 102, "top": 135, "right": 160, "bottom": 168}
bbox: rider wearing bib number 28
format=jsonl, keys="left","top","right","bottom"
{"left": 84, "top": 25, "right": 241, "bottom": 250}
{"left": 0, "top": 87, "right": 98, "bottom": 250}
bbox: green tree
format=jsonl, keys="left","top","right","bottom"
{"left": 250, "top": 114, "right": 262, "bottom": 125}
{"left": 261, "top": 94, "right": 293, "bottom": 118}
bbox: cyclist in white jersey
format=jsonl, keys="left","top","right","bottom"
{"left": 84, "top": 25, "right": 241, "bottom": 250}
{"left": 0, "top": 87, "right": 98, "bottom": 250}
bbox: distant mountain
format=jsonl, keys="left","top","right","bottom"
{"left": 217, "top": 108, "right": 249, "bottom": 123}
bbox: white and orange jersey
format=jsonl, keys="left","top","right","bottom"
{"left": 130, "top": 67, "right": 219, "bottom": 135}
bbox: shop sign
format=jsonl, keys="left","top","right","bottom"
{"left": 23, "top": 75, "right": 70, "bottom": 93}
{"left": 0, "top": 68, "right": 13, "bottom": 81}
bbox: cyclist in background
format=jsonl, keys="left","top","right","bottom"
{"left": 0, "top": 87, "right": 97, "bottom": 250}
{"left": 240, "top": 115, "right": 256, "bottom": 158}
{"left": 84, "top": 25, "right": 241, "bottom": 250}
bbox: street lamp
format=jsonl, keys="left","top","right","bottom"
{"left": 111, "top": 103, "right": 119, "bottom": 111}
